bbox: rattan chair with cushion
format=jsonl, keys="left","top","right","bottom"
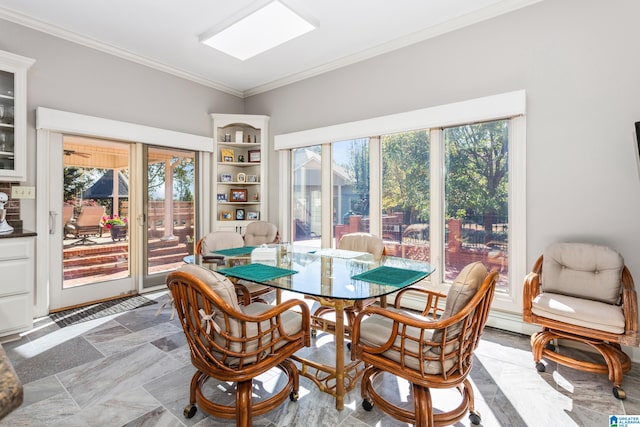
{"left": 351, "top": 262, "right": 498, "bottom": 426}
{"left": 523, "top": 242, "right": 639, "bottom": 399}
{"left": 312, "top": 233, "right": 386, "bottom": 336}
{"left": 195, "top": 231, "right": 274, "bottom": 305}
{"left": 166, "top": 264, "right": 310, "bottom": 427}
{"left": 243, "top": 221, "right": 279, "bottom": 246}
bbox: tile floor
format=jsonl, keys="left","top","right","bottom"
{"left": 1, "top": 291, "right": 639, "bottom": 427}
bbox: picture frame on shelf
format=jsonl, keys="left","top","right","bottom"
{"left": 235, "top": 130, "right": 243, "bottom": 143}
{"left": 248, "top": 150, "right": 261, "bottom": 163}
{"left": 221, "top": 148, "right": 235, "bottom": 162}
{"left": 247, "top": 174, "right": 258, "bottom": 182}
{"left": 230, "top": 188, "right": 248, "bottom": 202}
{"left": 237, "top": 172, "right": 246, "bottom": 182}
{"left": 216, "top": 193, "right": 227, "bottom": 202}
{"left": 220, "top": 173, "right": 232, "bottom": 182}
{"left": 220, "top": 211, "right": 233, "bottom": 221}
{"left": 235, "top": 209, "right": 245, "bottom": 220}
{"left": 247, "top": 211, "right": 260, "bottom": 220}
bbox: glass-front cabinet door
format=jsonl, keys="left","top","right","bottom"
{"left": 0, "top": 50, "right": 35, "bottom": 182}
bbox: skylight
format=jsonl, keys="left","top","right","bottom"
{"left": 200, "top": 1, "right": 316, "bottom": 61}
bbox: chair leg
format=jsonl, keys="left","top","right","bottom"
{"left": 412, "top": 384, "right": 434, "bottom": 427}
{"left": 361, "top": 365, "right": 474, "bottom": 426}
{"left": 530, "top": 329, "right": 633, "bottom": 399}
{"left": 236, "top": 380, "right": 252, "bottom": 427}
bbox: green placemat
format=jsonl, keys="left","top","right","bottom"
{"left": 218, "top": 263, "right": 298, "bottom": 282}
{"left": 211, "top": 246, "right": 256, "bottom": 257}
{"left": 351, "top": 266, "right": 429, "bottom": 287}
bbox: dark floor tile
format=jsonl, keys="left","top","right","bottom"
{"left": 7, "top": 335, "right": 104, "bottom": 385}
{"left": 150, "top": 331, "right": 186, "bottom": 352}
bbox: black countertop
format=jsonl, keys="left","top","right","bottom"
{"left": 0, "top": 230, "right": 36, "bottom": 239}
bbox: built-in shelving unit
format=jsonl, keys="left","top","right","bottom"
{"left": 211, "top": 114, "right": 269, "bottom": 235}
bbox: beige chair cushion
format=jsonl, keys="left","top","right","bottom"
{"left": 532, "top": 292, "right": 625, "bottom": 334}
{"left": 358, "top": 262, "right": 488, "bottom": 373}
{"left": 200, "top": 231, "right": 244, "bottom": 254}
{"left": 338, "top": 232, "right": 385, "bottom": 260}
{"left": 244, "top": 221, "right": 279, "bottom": 246}
{"left": 358, "top": 308, "right": 454, "bottom": 374}
{"left": 441, "top": 262, "right": 488, "bottom": 319}
{"left": 179, "top": 264, "right": 240, "bottom": 311}
{"left": 542, "top": 242, "right": 623, "bottom": 304}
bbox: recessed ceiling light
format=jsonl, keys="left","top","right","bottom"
{"left": 200, "top": 1, "right": 316, "bottom": 61}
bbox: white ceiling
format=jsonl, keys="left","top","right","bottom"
{"left": 0, "top": 0, "right": 541, "bottom": 97}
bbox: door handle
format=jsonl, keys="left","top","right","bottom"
{"left": 49, "top": 210, "right": 57, "bottom": 235}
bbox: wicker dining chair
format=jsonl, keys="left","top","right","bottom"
{"left": 243, "top": 221, "right": 279, "bottom": 246}
{"left": 311, "top": 232, "right": 386, "bottom": 337}
{"left": 523, "top": 242, "right": 639, "bottom": 399}
{"left": 166, "top": 264, "right": 310, "bottom": 427}
{"left": 195, "top": 231, "right": 274, "bottom": 305}
{"left": 351, "top": 262, "right": 498, "bottom": 426}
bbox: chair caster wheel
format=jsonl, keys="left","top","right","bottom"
{"left": 290, "top": 391, "right": 299, "bottom": 401}
{"left": 183, "top": 404, "right": 197, "bottom": 418}
{"left": 347, "top": 342, "right": 351, "bottom": 351}
{"left": 362, "top": 399, "right": 374, "bottom": 411}
{"left": 544, "top": 342, "right": 556, "bottom": 351}
{"left": 469, "top": 410, "right": 482, "bottom": 425}
{"left": 311, "top": 329, "right": 317, "bottom": 338}
{"left": 535, "top": 362, "right": 546, "bottom": 372}
{"left": 613, "top": 386, "right": 626, "bottom": 400}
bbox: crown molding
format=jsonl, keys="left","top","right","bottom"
{"left": 243, "top": 0, "right": 544, "bottom": 97}
{"left": 0, "top": 0, "right": 543, "bottom": 99}
{"left": 0, "top": 6, "right": 244, "bottom": 98}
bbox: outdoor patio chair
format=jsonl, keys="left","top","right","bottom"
{"left": 523, "top": 242, "right": 639, "bottom": 399}
{"left": 351, "top": 262, "right": 498, "bottom": 426}
{"left": 166, "top": 264, "right": 310, "bottom": 427}
{"left": 64, "top": 205, "right": 105, "bottom": 245}
{"left": 195, "top": 231, "right": 275, "bottom": 305}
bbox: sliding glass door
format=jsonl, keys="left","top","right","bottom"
{"left": 143, "top": 146, "right": 196, "bottom": 288}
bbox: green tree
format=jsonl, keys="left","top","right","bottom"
{"left": 63, "top": 167, "right": 109, "bottom": 203}
{"left": 381, "top": 130, "right": 430, "bottom": 223}
{"left": 349, "top": 140, "right": 369, "bottom": 215}
{"left": 445, "top": 120, "right": 508, "bottom": 237}
{"left": 174, "top": 158, "right": 194, "bottom": 201}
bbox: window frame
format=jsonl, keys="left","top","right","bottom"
{"left": 275, "top": 90, "right": 526, "bottom": 314}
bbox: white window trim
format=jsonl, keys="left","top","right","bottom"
{"left": 276, "top": 90, "right": 526, "bottom": 319}
{"left": 275, "top": 90, "right": 525, "bottom": 150}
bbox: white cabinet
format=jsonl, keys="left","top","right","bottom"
{"left": 0, "top": 236, "right": 34, "bottom": 337}
{"left": 210, "top": 114, "right": 269, "bottom": 235}
{"left": 0, "top": 50, "right": 35, "bottom": 182}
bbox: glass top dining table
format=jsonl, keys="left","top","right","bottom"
{"left": 196, "top": 243, "right": 434, "bottom": 410}
{"left": 208, "top": 244, "right": 434, "bottom": 301}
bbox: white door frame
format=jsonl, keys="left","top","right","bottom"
{"left": 35, "top": 107, "right": 212, "bottom": 316}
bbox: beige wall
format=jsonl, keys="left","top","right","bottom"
{"left": 0, "top": 18, "right": 245, "bottom": 229}
{"left": 246, "top": 0, "right": 640, "bottom": 279}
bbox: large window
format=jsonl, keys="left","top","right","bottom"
{"left": 381, "top": 130, "right": 430, "bottom": 262}
{"left": 292, "top": 146, "right": 322, "bottom": 244}
{"left": 276, "top": 91, "right": 525, "bottom": 313}
{"left": 443, "top": 120, "right": 509, "bottom": 290}
{"left": 333, "top": 138, "right": 370, "bottom": 245}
